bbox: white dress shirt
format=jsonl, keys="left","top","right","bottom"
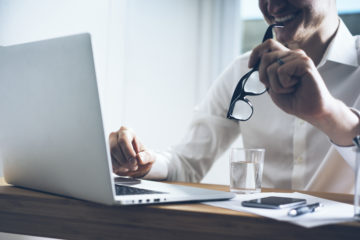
{"left": 145, "top": 20, "right": 360, "bottom": 194}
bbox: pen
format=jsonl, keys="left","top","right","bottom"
{"left": 288, "top": 202, "right": 321, "bottom": 217}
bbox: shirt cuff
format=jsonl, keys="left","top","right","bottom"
{"left": 142, "top": 151, "right": 169, "bottom": 180}
{"left": 330, "top": 107, "right": 359, "bottom": 170}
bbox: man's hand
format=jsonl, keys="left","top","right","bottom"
{"left": 109, "top": 126, "right": 155, "bottom": 178}
{"left": 249, "top": 39, "right": 334, "bottom": 121}
{"left": 249, "top": 39, "right": 359, "bottom": 146}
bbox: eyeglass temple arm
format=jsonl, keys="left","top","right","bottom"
{"left": 229, "top": 69, "right": 256, "bottom": 104}
{"left": 251, "top": 23, "right": 285, "bottom": 71}
{"left": 262, "top": 23, "right": 284, "bottom": 42}
{"left": 228, "top": 23, "right": 285, "bottom": 110}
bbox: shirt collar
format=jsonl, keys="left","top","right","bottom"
{"left": 318, "top": 19, "right": 359, "bottom": 68}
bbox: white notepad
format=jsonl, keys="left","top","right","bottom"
{"left": 204, "top": 191, "right": 355, "bottom": 228}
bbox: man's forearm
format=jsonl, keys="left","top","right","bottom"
{"left": 310, "top": 99, "right": 360, "bottom": 146}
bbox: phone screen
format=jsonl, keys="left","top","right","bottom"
{"left": 241, "top": 196, "right": 306, "bottom": 209}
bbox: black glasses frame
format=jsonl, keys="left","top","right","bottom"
{"left": 227, "top": 23, "right": 284, "bottom": 121}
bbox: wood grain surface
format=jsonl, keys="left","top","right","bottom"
{"left": 0, "top": 179, "right": 359, "bottom": 240}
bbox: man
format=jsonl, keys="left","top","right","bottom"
{"left": 110, "top": 0, "right": 360, "bottom": 193}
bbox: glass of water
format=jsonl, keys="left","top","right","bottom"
{"left": 230, "top": 148, "right": 265, "bottom": 194}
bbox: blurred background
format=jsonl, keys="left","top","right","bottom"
{"left": 0, "top": 0, "right": 359, "bottom": 238}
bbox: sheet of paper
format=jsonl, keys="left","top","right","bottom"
{"left": 203, "top": 192, "right": 355, "bottom": 228}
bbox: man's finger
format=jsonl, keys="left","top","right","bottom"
{"left": 132, "top": 136, "right": 145, "bottom": 154}
{"left": 136, "top": 151, "right": 155, "bottom": 165}
{"left": 110, "top": 128, "right": 138, "bottom": 171}
{"left": 249, "top": 39, "right": 289, "bottom": 68}
{"left": 258, "top": 50, "right": 290, "bottom": 87}
{"left": 109, "top": 132, "right": 126, "bottom": 165}
{"left": 126, "top": 163, "right": 153, "bottom": 178}
{"left": 118, "top": 130, "right": 137, "bottom": 164}
{"left": 276, "top": 55, "right": 303, "bottom": 89}
{"left": 266, "top": 63, "right": 285, "bottom": 93}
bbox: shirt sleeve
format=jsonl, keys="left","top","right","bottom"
{"left": 144, "top": 55, "right": 248, "bottom": 182}
{"left": 333, "top": 106, "right": 360, "bottom": 170}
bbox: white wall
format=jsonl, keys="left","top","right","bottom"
{"left": 0, "top": 0, "right": 242, "bottom": 185}
{"left": 122, "top": 0, "right": 242, "bottom": 185}
{"left": 121, "top": 0, "right": 198, "bottom": 149}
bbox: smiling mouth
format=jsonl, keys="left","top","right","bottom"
{"left": 273, "top": 11, "right": 300, "bottom": 24}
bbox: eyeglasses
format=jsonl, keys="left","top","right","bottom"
{"left": 227, "top": 23, "right": 284, "bottom": 121}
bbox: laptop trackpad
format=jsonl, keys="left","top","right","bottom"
{"left": 114, "top": 177, "right": 141, "bottom": 185}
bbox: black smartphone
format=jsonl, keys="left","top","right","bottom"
{"left": 241, "top": 196, "right": 306, "bottom": 209}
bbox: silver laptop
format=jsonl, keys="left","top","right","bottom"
{"left": 0, "top": 33, "right": 234, "bottom": 205}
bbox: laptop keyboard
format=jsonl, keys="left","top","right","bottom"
{"left": 115, "top": 184, "right": 166, "bottom": 196}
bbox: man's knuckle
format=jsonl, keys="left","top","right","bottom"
{"left": 118, "top": 136, "right": 127, "bottom": 145}
{"left": 261, "top": 53, "right": 271, "bottom": 63}
{"left": 302, "top": 55, "right": 311, "bottom": 62}
{"left": 266, "top": 39, "right": 277, "bottom": 49}
{"left": 277, "top": 67, "right": 284, "bottom": 75}
{"left": 294, "top": 49, "right": 305, "bottom": 55}
{"left": 119, "top": 126, "right": 127, "bottom": 131}
{"left": 266, "top": 65, "right": 275, "bottom": 75}
{"left": 264, "top": 39, "right": 274, "bottom": 45}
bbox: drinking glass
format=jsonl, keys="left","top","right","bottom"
{"left": 229, "top": 148, "right": 265, "bottom": 194}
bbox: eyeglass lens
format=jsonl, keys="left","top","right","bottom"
{"left": 227, "top": 23, "right": 284, "bottom": 121}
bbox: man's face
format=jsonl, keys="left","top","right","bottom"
{"left": 258, "top": 0, "right": 335, "bottom": 44}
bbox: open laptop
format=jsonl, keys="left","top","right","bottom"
{"left": 0, "top": 33, "right": 235, "bottom": 205}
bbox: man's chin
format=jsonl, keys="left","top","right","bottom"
{"left": 275, "top": 29, "right": 299, "bottom": 46}
{"left": 275, "top": 35, "right": 293, "bottom": 45}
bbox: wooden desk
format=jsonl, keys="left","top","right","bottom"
{"left": 0, "top": 179, "right": 359, "bottom": 240}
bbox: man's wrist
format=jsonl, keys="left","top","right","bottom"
{"left": 142, "top": 151, "right": 169, "bottom": 180}
{"left": 311, "top": 100, "right": 360, "bottom": 146}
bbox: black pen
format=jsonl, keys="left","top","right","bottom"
{"left": 288, "top": 202, "right": 321, "bottom": 217}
